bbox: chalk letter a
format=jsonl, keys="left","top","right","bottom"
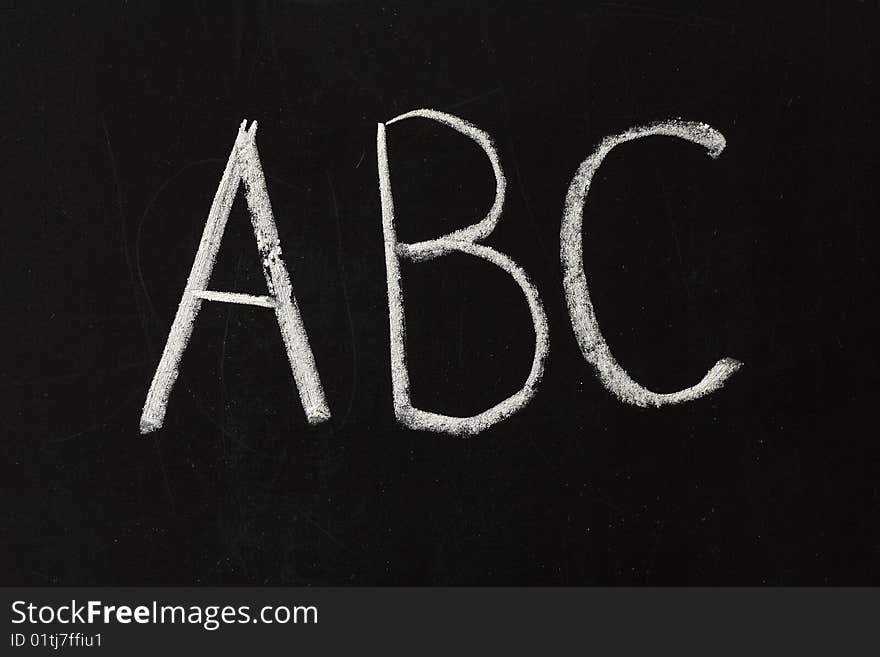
{"left": 139, "top": 121, "right": 330, "bottom": 433}
{"left": 377, "top": 109, "right": 549, "bottom": 436}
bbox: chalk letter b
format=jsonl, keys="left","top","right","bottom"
{"left": 377, "top": 109, "right": 549, "bottom": 436}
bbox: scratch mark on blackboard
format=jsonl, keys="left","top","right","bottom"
{"left": 135, "top": 158, "right": 224, "bottom": 332}
{"left": 326, "top": 169, "right": 358, "bottom": 430}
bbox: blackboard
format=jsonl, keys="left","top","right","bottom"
{"left": 2, "top": 1, "right": 878, "bottom": 585}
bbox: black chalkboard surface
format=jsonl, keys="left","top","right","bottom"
{"left": 2, "top": 1, "right": 878, "bottom": 585}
